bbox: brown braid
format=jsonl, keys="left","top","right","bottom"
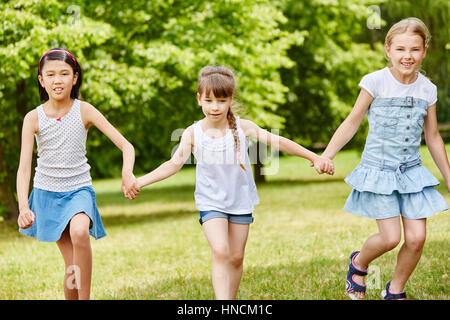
{"left": 198, "top": 66, "right": 246, "bottom": 171}
{"left": 227, "top": 109, "right": 246, "bottom": 171}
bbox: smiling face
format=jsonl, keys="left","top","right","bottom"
{"left": 385, "top": 32, "right": 427, "bottom": 81}
{"left": 197, "top": 90, "right": 233, "bottom": 123}
{"left": 38, "top": 60, "right": 78, "bottom": 101}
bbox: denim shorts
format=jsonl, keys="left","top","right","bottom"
{"left": 199, "top": 210, "right": 254, "bottom": 225}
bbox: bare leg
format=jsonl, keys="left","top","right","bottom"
{"left": 389, "top": 218, "right": 426, "bottom": 293}
{"left": 202, "top": 218, "right": 231, "bottom": 299}
{"left": 352, "top": 217, "right": 402, "bottom": 299}
{"left": 228, "top": 223, "right": 250, "bottom": 299}
{"left": 69, "top": 213, "right": 92, "bottom": 300}
{"left": 56, "top": 227, "right": 78, "bottom": 300}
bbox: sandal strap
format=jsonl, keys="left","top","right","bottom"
{"left": 349, "top": 251, "right": 368, "bottom": 276}
{"left": 346, "top": 251, "right": 367, "bottom": 295}
{"left": 384, "top": 281, "right": 407, "bottom": 300}
{"left": 346, "top": 277, "right": 366, "bottom": 293}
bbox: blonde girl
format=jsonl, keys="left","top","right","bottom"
{"left": 322, "top": 18, "right": 449, "bottom": 300}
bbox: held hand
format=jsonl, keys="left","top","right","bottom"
{"left": 310, "top": 156, "right": 335, "bottom": 175}
{"left": 18, "top": 208, "right": 35, "bottom": 229}
{"left": 121, "top": 172, "right": 140, "bottom": 200}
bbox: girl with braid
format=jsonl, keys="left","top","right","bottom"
{"left": 136, "top": 65, "right": 334, "bottom": 299}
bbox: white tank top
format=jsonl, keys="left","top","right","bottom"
{"left": 192, "top": 117, "right": 259, "bottom": 214}
{"left": 33, "top": 99, "right": 92, "bottom": 192}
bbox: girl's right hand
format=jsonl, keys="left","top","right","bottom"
{"left": 18, "top": 208, "right": 35, "bottom": 229}
{"left": 122, "top": 173, "right": 140, "bottom": 200}
{"left": 311, "top": 155, "right": 334, "bottom": 175}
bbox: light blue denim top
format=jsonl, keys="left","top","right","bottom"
{"left": 344, "top": 96, "right": 441, "bottom": 194}
{"left": 362, "top": 96, "right": 428, "bottom": 165}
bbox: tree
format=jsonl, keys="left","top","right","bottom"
{"left": 0, "top": 0, "right": 300, "bottom": 219}
{"left": 276, "top": 0, "right": 385, "bottom": 150}
{"left": 380, "top": 0, "right": 450, "bottom": 122}
{"left": 0, "top": 0, "right": 117, "bottom": 220}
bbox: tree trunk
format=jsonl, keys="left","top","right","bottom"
{"left": 0, "top": 140, "right": 19, "bottom": 221}
{"left": 0, "top": 79, "right": 30, "bottom": 221}
{"left": 253, "top": 141, "right": 266, "bottom": 184}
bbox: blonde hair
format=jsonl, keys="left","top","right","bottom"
{"left": 197, "top": 66, "right": 246, "bottom": 170}
{"left": 385, "top": 17, "right": 431, "bottom": 48}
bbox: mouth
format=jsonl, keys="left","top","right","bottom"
{"left": 210, "top": 113, "right": 221, "bottom": 117}
{"left": 53, "top": 87, "right": 64, "bottom": 94}
{"left": 401, "top": 61, "right": 414, "bottom": 69}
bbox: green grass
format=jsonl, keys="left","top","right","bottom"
{"left": 0, "top": 146, "right": 449, "bottom": 300}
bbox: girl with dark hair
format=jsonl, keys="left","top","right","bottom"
{"left": 17, "top": 48, "right": 140, "bottom": 299}
{"left": 136, "top": 65, "right": 334, "bottom": 299}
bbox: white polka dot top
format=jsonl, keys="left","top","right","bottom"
{"left": 33, "top": 99, "right": 92, "bottom": 192}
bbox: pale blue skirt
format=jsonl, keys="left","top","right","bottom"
{"left": 344, "top": 158, "right": 448, "bottom": 220}
{"left": 19, "top": 186, "right": 106, "bottom": 242}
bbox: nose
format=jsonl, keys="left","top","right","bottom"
{"left": 53, "top": 74, "right": 63, "bottom": 83}
{"left": 211, "top": 101, "right": 219, "bottom": 110}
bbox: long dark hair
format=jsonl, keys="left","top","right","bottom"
{"left": 37, "top": 48, "right": 82, "bottom": 101}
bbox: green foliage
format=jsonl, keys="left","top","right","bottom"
{"left": 0, "top": 0, "right": 299, "bottom": 194}
{"left": 380, "top": 0, "right": 450, "bottom": 122}
{"left": 276, "top": 0, "right": 385, "bottom": 149}
{"left": 1, "top": 0, "right": 448, "bottom": 216}
{"left": 0, "top": 148, "right": 448, "bottom": 299}
{"left": 75, "top": 0, "right": 302, "bottom": 177}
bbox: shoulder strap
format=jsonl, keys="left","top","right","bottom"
{"left": 234, "top": 116, "right": 240, "bottom": 128}
{"left": 192, "top": 120, "right": 202, "bottom": 146}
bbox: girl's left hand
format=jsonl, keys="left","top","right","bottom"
{"left": 122, "top": 172, "right": 140, "bottom": 200}
{"left": 311, "top": 155, "right": 334, "bottom": 175}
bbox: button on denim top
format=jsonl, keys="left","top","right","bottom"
{"left": 345, "top": 96, "right": 441, "bottom": 195}
{"left": 362, "top": 96, "right": 427, "bottom": 163}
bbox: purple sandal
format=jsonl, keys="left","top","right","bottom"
{"left": 381, "top": 281, "right": 407, "bottom": 300}
{"left": 346, "top": 251, "right": 368, "bottom": 300}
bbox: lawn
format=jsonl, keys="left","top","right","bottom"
{"left": 0, "top": 146, "right": 448, "bottom": 300}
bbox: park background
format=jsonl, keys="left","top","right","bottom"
{"left": 0, "top": 0, "right": 448, "bottom": 299}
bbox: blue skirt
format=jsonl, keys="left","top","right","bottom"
{"left": 344, "top": 159, "right": 448, "bottom": 220}
{"left": 19, "top": 186, "right": 106, "bottom": 242}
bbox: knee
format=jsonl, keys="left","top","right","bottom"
{"left": 70, "top": 225, "right": 90, "bottom": 247}
{"left": 69, "top": 213, "right": 91, "bottom": 247}
{"left": 405, "top": 233, "right": 426, "bottom": 252}
{"left": 383, "top": 234, "right": 401, "bottom": 251}
{"left": 229, "top": 252, "right": 244, "bottom": 268}
{"left": 211, "top": 244, "right": 230, "bottom": 263}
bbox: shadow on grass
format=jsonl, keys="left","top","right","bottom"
{"left": 263, "top": 177, "right": 346, "bottom": 186}
{"left": 0, "top": 208, "right": 197, "bottom": 240}
{"left": 101, "top": 238, "right": 449, "bottom": 300}
{"left": 95, "top": 184, "right": 195, "bottom": 207}
{"left": 94, "top": 177, "right": 346, "bottom": 208}
{"left": 104, "top": 257, "right": 345, "bottom": 300}
{"left": 101, "top": 208, "right": 198, "bottom": 228}
{"left": 0, "top": 220, "right": 21, "bottom": 240}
